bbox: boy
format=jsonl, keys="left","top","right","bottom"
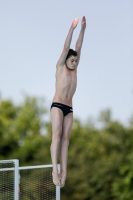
{"left": 50, "top": 16, "right": 86, "bottom": 187}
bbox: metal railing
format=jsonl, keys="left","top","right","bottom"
{"left": 0, "top": 159, "right": 60, "bottom": 200}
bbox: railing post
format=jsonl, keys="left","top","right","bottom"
{"left": 56, "top": 164, "right": 60, "bottom": 200}
{"left": 14, "top": 159, "right": 19, "bottom": 200}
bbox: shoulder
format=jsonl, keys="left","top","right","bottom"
{"left": 56, "top": 63, "right": 66, "bottom": 70}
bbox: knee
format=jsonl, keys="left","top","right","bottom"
{"left": 51, "top": 136, "right": 61, "bottom": 151}
{"left": 62, "top": 136, "right": 70, "bottom": 145}
{"left": 52, "top": 130, "right": 62, "bottom": 143}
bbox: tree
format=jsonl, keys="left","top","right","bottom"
{"left": 0, "top": 96, "right": 51, "bottom": 165}
{"left": 0, "top": 97, "right": 133, "bottom": 199}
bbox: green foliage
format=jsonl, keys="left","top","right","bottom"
{"left": 0, "top": 97, "right": 50, "bottom": 165}
{"left": 61, "top": 112, "right": 133, "bottom": 200}
{"left": 0, "top": 98, "right": 133, "bottom": 199}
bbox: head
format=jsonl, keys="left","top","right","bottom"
{"left": 65, "top": 49, "right": 78, "bottom": 70}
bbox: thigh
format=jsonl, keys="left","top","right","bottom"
{"left": 51, "top": 107, "right": 64, "bottom": 137}
{"left": 62, "top": 113, "right": 73, "bottom": 140}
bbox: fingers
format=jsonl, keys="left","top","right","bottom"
{"left": 74, "top": 17, "right": 79, "bottom": 23}
{"left": 82, "top": 16, "right": 86, "bottom": 23}
{"left": 81, "top": 16, "right": 86, "bottom": 29}
{"left": 72, "top": 16, "right": 86, "bottom": 28}
{"left": 72, "top": 17, "right": 79, "bottom": 28}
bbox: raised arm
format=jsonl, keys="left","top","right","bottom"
{"left": 56, "top": 18, "right": 79, "bottom": 67}
{"left": 75, "top": 16, "right": 86, "bottom": 64}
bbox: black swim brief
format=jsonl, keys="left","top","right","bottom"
{"left": 50, "top": 102, "right": 73, "bottom": 116}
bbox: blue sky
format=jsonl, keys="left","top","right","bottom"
{"left": 0, "top": 0, "right": 132, "bottom": 124}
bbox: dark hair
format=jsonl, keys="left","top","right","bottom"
{"left": 66, "top": 49, "right": 77, "bottom": 60}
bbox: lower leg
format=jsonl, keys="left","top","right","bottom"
{"left": 60, "top": 139, "right": 69, "bottom": 187}
{"left": 50, "top": 138, "right": 61, "bottom": 186}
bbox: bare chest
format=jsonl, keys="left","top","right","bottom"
{"left": 56, "top": 67, "right": 77, "bottom": 84}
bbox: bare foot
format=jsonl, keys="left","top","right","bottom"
{"left": 58, "top": 173, "right": 62, "bottom": 181}
{"left": 52, "top": 172, "right": 61, "bottom": 186}
{"left": 60, "top": 172, "right": 66, "bottom": 188}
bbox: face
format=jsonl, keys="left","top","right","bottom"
{"left": 66, "top": 56, "right": 78, "bottom": 70}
